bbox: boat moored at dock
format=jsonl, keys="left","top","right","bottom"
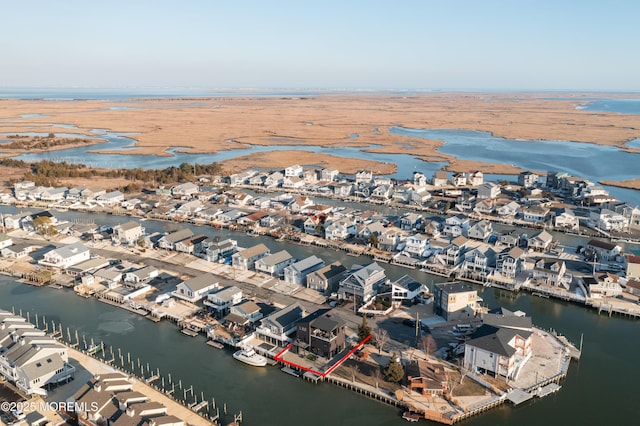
{"left": 233, "top": 346, "right": 268, "bottom": 367}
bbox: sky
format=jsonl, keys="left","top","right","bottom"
{"left": 2, "top": 0, "right": 639, "bottom": 91}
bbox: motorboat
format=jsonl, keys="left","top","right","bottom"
{"left": 233, "top": 346, "right": 268, "bottom": 367}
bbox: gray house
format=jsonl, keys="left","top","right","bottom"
{"left": 283, "top": 255, "right": 326, "bottom": 285}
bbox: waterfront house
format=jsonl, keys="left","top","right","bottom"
{"left": 476, "top": 182, "right": 500, "bottom": 200}
{"left": 624, "top": 279, "right": 640, "bottom": 296}
{"left": 531, "top": 259, "right": 569, "bottom": 288}
{"left": 337, "top": 262, "right": 387, "bottom": 304}
{"left": 306, "top": 261, "right": 347, "bottom": 294}
{"left": 497, "top": 201, "right": 521, "bottom": 217}
{"left": 229, "top": 170, "right": 257, "bottom": 186}
{"left": 378, "top": 228, "right": 406, "bottom": 252}
{"left": 518, "top": 171, "right": 539, "bottom": 188}
{"left": 1, "top": 243, "right": 36, "bottom": 259}
{"left": 175, "top": 234, "right": 208, "bottom": 255}
{"left": 204, "top": 286, "right": 243, "bottom": 316}
{"left": 255, "top": 250, "right": 295, "bottom": 277}
{"left": 289, "top": 196, "right": 314, "bottom": 214}
{"left": 256, "top": 303, "right": 306, "bottom": 346}
{"left": 123, "top": 265, "right": 159, "bottom": 287}
{"left": 80, "top": 186, "right": 106, "bottom": 202}
{"left": 232, "top": 192, "right": 254, "bottom": 207}
{"left": 303, "top": 169, "right": 320, "bottom": 182}
{"left": 355, "top": 170, "right": 373, "bottom": 184}
{"left": 195, "top": 207, "right": 222, "bottom": 221}
{"left": 39, "top": 242, "right": 90, "bottom": 269}
{"left": 282, "top": 176, "right": 305, "bottom": 189}
{"left": 455, "top": 192, "right": 476, "bottom": 212}
{"left": 411, "top": 187, "right": 432, "bottom": 205}
{"left": 173, "top": 200, "right": 204, "bottom": 217}
{"left": 626, "top": 255, "right": 640, "bottom": 279}
{"left": 400, "top": 213, "right": 424, "bottom": 231}
{"left": 284, "top": 255, "right": 325, "bottom": 286}
{"left": 522, "top": 205, "right": 550, "bottom": 224}
{"left": 96, "top": 190, "right": 124, "bottom": 206}
{"left": 294, "top": 308, "right": 346, "bottom": 358}
{"left": 232, "top": 244, "right": 271, "bottom": 270}
{"left": 3, "top": 211, "right": 32, "bottom": 230}
{"left": 173, "top": 273, "right": 219, "bottom": 303}
{"left": 432, "top": 170, "right": 448, "bottom": 187}
{"left": 157, "top": 229, "right": 194, "bottom": 250}
{"left": 474, "top": 199, "right": 496, "bottom": 215}
{"left": 66, "top": 257, "right": 111, "bottom": 278}
{"left": 40, "top": 186, "right": 68, "bottom": 202}
{"left": 247, "top": 172, "right": 268, "bottom": 186}
{"left": 324, "top": 218, "right": 357, "bottom": 241}
{"left": 264, "top": 171, "right": 284, "bottom": 188}
{"left": 332, "top": 183, "right": 354, "bottom": 197}
{"left": 229, "top": 300, "right": 263, "bottom": 325}
{"left": 236, "top": 211, "right": 268, "bottom": 227}
{"left": 13, "top": 181, "right": 35, "bottom": 200}
{"left": 171, "top": 182, "right": 199, "bottom": 198}
{"left": 586, "top": 239, "right": 621, "bottom": 262}
{"left": 285, "top": 164, "right": 304, "bottom": 177}
{"left": 321, "top": 167, "right": 339, "bottom": 182}
{"left": 391, "top": 275, "right": 426, "bottom": 306}
{"left": 443, "top": 214, "right": 469, "bottom": 238}
{"left": 94, "top": 266, "right": 124, "bottom": 289}
{"left": 0, "top": 309, "right": 75, "bottom": 395}
{"left": 403, "top": 234, "right": 430, "bottom": 258}
{"left": 371, "top": 184, "right": 394, "bottom": 201}
{"left": 496, "top": 247, "right": 527, "bottom": 279}
{"left": 467, "top": 220, "right": 493, "bottom": 241}
{"left": 303, "top": 215, "right": 326, "bottom": 236}
{"left": 433, "top": 282, "right": 479, "bottom": 321}
{"left": 463, "top": 324, "right": 532, "bottom": 381}
{"left": 440, "top": 235, "right": 468, "bottom": 267}
{"left": 553, "top": 208, "right": 579, "bottom": 231}
{"left": 587, "top": 273, "right": 623, "bottom": 298}
{"left": 252, "top": 196, "right": 272, "bottom": 209}
{"left": 468, "top": 171, "right": 484, "bottom": 186}
{"left": 260, "top": 214, "right": 284, "bottom": 229}
{"left": 527, "top": 230, "right": 553, "bottom": 252}
{"left": 216, "top": 209, "right": 246, "bottom": 224}
{"left": 201, "top": 236, "right": 238, "bottom": 262}
{"left": 406, "top": 360, "right": 449, "bottom": 396}
{"left": 0, "top": 233, "right": 12, "bottom": 250}
{"left": 356, "top": 221, "right": 386, "bottom": 241}
{"left": 452, "top": 172, "right": 467, "bottom": 187}
{"left": 413, "top": 172, "right": 427, "bottom": 187}
{"left": 461, "top": 245, "right": 497, "bottom": 280}
{"left": 590, "top": 209, "right": 629, "bottom": 232}
{"left": 111, "top": 221, "right": 145, "bottom": 246}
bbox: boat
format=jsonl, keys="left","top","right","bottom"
{"left": 233, "top": 346, "right": 268, "bottom": 367}
{"left": 402, "top": 411, "right": 421, "bottom": 422}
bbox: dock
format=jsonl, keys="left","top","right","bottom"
{"left": 536, "top": 383, "right": 561, "bottom": 398}
{"left": 180, "top": 329, "right": 199, "bottom": 337}
{"left": 206, "top": 340, "right": 224, "bottom": 349}
{"left": 281, "top": 367, "right": 300, "bottom": 377}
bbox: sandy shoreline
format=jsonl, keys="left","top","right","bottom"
{"left": 1, "top": 93, "right": 639, "bottom": 174}
{"left": 600, "top": 179, "right": 640, "bottom": 191}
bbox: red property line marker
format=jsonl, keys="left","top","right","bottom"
{"left": 274, "top": 334, "right": 372, "bottom": 378}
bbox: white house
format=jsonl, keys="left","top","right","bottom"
{"left": 96, "top": 190, "right": 124, "bottom": 206}
{"left": 254, "top": 250, "right": 295, "bottom": 277}
{"left": 204, "top": 286, "right": 243, "bottom": 316}
{"left": 497, "top": 201, "right": 521, "bottom": 217}
{"left": 391, "top": 275, "right": 426, "bottom": 306}
{"left": 464, "top": 325, "right": 532, "bottom": 381}
{"left": 172, "top": 273, "right": 219, "bottom": 303}
{"left": 554, "top": 208, "right": 579, "bottom": 231}
{"left": 403, "top": 234, "right": 430, "bottom": 258}
{"left": 112, "top": 221, "right": 145, "bottom": 245}
{"left": 283, "top": 255, "right": 325, "bottom": 286}
{"left": 232, "top": 244, "right": 271, "bottom": 270}
{"left": 284, "top": 165, "right": 304, "bottom": 177}
{"left": 324, "top": 218, "right": 357, "bottom": 241}
{"left": 443, "top": 214, "right": 470, "bottom": 238}
{"left": 39, "top": 243, "right": 90, "bottom": 269}
{"left": 124, "top": 265, "right": 159, "bottom": 286}
{"left": 337, "top": 262, "right": 387, "bottom": 304}
{"left": 477, "top": 182, "right": 500, "bottom": 200}
{"left": 172, "top": 182, "right": 199, "bottom": 198}
{"left": 467, "top": 220, "right": 493, "bottom": 241}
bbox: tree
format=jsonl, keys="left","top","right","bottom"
{"left": 357, "top": 316, "right": 372, "bottom": 342}
{"left": 369, "top": 234, "right": 379, "bottom": 248}
{"left": 32, "top": 216, "right": 57, "bottom": 236}
{"left": 384, "top": 352, "right": 405, "bottom": 383}
{"left": 420, "top": 333, "right": 438, "bottom": 357}
{"left": 373, "top": 328, "right": 389, "bottom": 355}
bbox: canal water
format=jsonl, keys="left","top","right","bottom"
{"left": 0, "top": 207, "right": 639, "bottom": 424}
